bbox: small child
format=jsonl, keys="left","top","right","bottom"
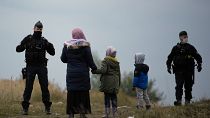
{"left": 132, "top": 53, "right": 151, "bottom": 110}
{"left": 92, "top": 46, "right": 121, "bottom": 118}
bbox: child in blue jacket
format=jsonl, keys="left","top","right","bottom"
{"left": 132, "top": 53, "right": 151, "bottom": 110}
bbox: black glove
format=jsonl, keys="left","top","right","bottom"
{"left": 167, "top": 68, "right": 172, "bottom": 74}
{"left": 197, "top": 63, "right": 202, "bottom": 72}
{"left": 91, "top": 69, "right": 97, "bottom": 74}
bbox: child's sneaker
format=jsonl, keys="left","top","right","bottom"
{"left": 101, "top": 115, "right": 106, "bottom": 118}
{"left": 102, "top": 108, "right": 110, "bottom": 118}
{"left": 68, "top": 114, "right": 74, "bottom": 118}
{"left": 112, "top": 107, "right": 118, "bottom": 118}
{"left": 80, "top": 114, "right": 87, "bottom": 118}
{"left": 136, "top": 105, "right": 144, "bottom": 109}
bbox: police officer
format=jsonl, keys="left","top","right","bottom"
{"left": 16, "top": 21, "right": 55, "bottom": 115}
{"left": 166, "top": 31, "right": 202, "bottom": 106}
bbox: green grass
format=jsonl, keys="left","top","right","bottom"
{"left": 0, "top": 79, "right": 210, "bottom": 118}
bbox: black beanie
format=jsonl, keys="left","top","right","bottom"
{"left": 179, "top": 31, "right": 187, "bottom": 37}
{"left": 34, "top": 21, "right": 43, "bottom": 28}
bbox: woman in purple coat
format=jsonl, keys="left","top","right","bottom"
{"left": 61, "top": 28, "right": 97, "bottom": 118}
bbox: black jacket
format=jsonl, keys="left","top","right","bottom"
{"left": 61, "top": 44, "right": 97, "bottom": 91}
{"left": 134, "top": 64, "right": 149, "bottom": 77}
{"left": 166, "top": 43, "right": 202, "bottom": 72}
{"left": 16, "top": 34, "right": 55, "bottom": 65}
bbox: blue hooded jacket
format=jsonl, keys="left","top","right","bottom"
{"left": 132, "top": 64, "right": 149, "bottom": 90}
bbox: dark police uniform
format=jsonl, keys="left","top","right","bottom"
{"left": 16, "top": 28, "right": 55, "bottom": 113}
{"left": 166, "top": 42, "right": 202, "bottom": 104}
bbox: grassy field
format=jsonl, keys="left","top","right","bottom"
{"left": 0, "top": 79, "right": 210, "bottom": 118}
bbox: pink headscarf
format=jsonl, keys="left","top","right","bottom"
{"left": 64, "top": 28, "right": 87, "bottom": 46}
{"left": 72, "top": 28, "right": 86, "bottom": 40}
{"left": 106, "top": 46, "right": 117, "bottom": 57}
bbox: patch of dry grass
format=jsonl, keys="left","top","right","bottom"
{"left": 0, "top": 78, "right": 66, "bottom": 102}
{"left": 0, "top": 79, "right": 210, "bottom": 118}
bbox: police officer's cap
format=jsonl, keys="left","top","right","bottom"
{"left": 179, "top": 31, "right": 187, "bottom": 37}
{"left": 34, "top": 21, "right": 43, "bottom": 28}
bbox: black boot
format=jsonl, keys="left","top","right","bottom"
{"left": 80, "top": 114, "right": 87, "bottom": 118}
{"left": 185, "top": 99, "right": 191, "bottom": 105}
{"left": 174, "top": 100, "right": 182, "bottom": 106}
{"left": 44, "top": 101, "right": 52, "bottom": 115}
{"left": 146, "top": 105, "right": 151, "bottom": 110}
{"left": 21, "top": 101, "right": 30, "bottom": 115}
{"left": 22, "top": 108, "right": 28, "bottom": 115}
{"left": 45, "top": 107, "right": 51, "bottom": 115}
{"left": 69, "top": 114, "right": 74, "bottom": 118}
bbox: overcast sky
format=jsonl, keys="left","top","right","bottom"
{"left": 0, "top": 0, "right": 210, "bottom": 105}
